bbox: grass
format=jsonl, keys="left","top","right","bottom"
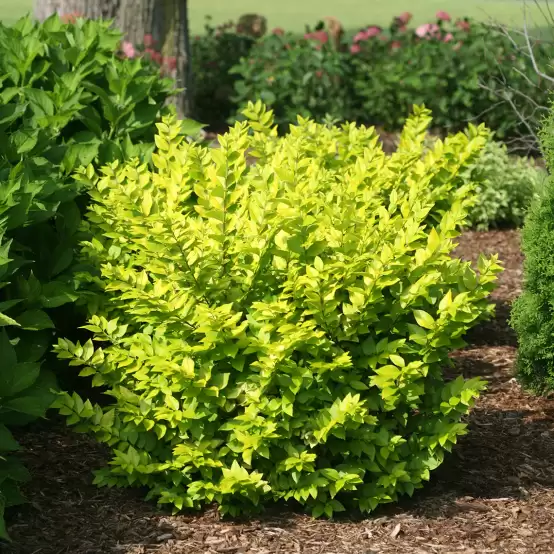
{"left": 0, "top": 0, "right": 551, "bottom": 33}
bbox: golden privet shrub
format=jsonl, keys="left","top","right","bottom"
{"left": 54, "top": 102, "right": 502, "bottom": 517}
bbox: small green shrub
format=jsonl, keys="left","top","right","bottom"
{"left": 511, "top": 103, "right": 554, "bottom": 394}
{"left": 54, "top": 102, "right": 501, "bottom": 518}
{"left": 450, "top": 139, "right": 546, "bottom": 231}
{"left": 0, "top": 328, "right": 57, "bottom": 540}
{"left": 0, "top": 13, "right": 175, "bottom": 538}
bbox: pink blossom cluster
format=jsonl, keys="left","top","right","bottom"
{"left": 350, "top": 26, "right": 382, "bottom": 53}
{"left": 413, "top": 11, "right": 470, "bottom": 49}
{"left": 120, "top": 34, "right": 177, "bottom": 73}
{"left": 349, "top": 10, "right": 471, "bottom": 54}
{"left": 304, "top": 30, "right": 329, "bottom": 44}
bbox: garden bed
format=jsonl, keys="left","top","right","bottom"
{"left": 3, "top": 230, "right": 554, "bottom": 554}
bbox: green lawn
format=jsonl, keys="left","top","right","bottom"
{"left": 0, "top": 0, "right": 549, "bottom": 33}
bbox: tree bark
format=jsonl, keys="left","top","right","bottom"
{"left": 34, "top": 0, "right": 121, "bottom": 22}
{"left": 157, "top": 0, "right": 193, "bottom": 119}
{"left": 33, "top": 0, "right": 194, "bottom": 118}
{"left": 34, "top": 0, "right": 156, "bottom": 46}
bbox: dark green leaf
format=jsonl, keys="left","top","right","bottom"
{"left": 0, "top": 362, "right": 40, "bottom": 399}
{"left": 0, "top": 425, "right": 19, "bottom": 452}
{"left": 2, "top": 369, "right": 57, "bottom": 419}
{"left": 15, "top": 310, "right": 55, "bottom": 331}
{"left": 10, "top": 129, "right": 38, "bottom": 155}
{"left": 24, "top": 89, "right": 55, "bottom": 117}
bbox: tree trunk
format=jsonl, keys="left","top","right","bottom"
{"left": 33, "top": 0, "right": 194, "bottom": 118}
{"left": 34, "top": 0, "right": 120, "bottom": 23}
{"left": 34, "top": 0, "right": 156, "bottom": 46}
{"left": 156, "top": 0, "right": 193, "bottom": 119}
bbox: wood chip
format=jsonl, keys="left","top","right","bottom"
{"left": 390, "top": 523, "right": 401, "bottom": 539}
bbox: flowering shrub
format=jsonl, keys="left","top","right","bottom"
{"left": 118, "top": 34, "right": 177, "bottom": 77}
{"left": 54, "top": 101, "right": 500, "bottom": 518}
{"left": 350, "top": 11, "right": 553, "bottom": 139}
{"left": 116, "top": 17, "right": 256, "bottom": 128}
{"left": 191, "top": 18, "right": 256, "bottom": 127}
{"left": 230, "top": 12, "right": 553, "bottom": 144}
{"left": 230, "top": 27, "right": 354, "bottom": 129}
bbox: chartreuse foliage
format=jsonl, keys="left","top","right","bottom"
{"left": 54, "top": 102, "right": 501, "bottom": 518}
{"left": 511, "top": 102, "right": 554, "bottom": 393}
{"left": 0, "top": 14, "right": 175, "bottom": 539}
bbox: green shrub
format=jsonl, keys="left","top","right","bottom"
{"left": 454, "top": 139, "right": 546, "bottom": 230}
{"left": 230, "top": 29, "right": 353, "bottom": 130}
{"left": 511, "top": 104, "right": 554, "bottom": 394}
{"left": 54, "top": 102, "right": 501, "bottom": 518}
{"left": 230, "top": 14, "right": 552, "bottom": 143}
{"left": 191, "top": 18, "right": 256, "bottom": 128}
{"left": 0, "top": 14, "right": 175, "bottom": 539}
{"left": 350, "top": 15, "right": 550, "bottom": 139}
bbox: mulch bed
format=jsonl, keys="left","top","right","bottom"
{"left": 2, "top": 230, "right": 554, "bottom": 554}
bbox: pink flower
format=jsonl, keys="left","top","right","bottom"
{"left": 353, "top": 26, "right": 381, "bottom": 43}
{"left": 304, "top": 30, "right": 329, "bottom": 44}
{"left": 443, "top": 32, "right": 454, "bottom": 43}
{"left": 272, "top": 27, "right": 285, "bottom": 36}
{"left": 121, "top": 40, "right": 136, "bottom": 59}
{"left": 163, "top": 56, "right": 177, "bottom": 71}
{"left": 415, "top": 24, "right": 428, "bottom": 37}
{"left": 365, "top": 26, "right": 382, "bottom": 38}
{"left": 350, "top": 43, "right": 361, "bottom": 53}
{"left": 415, "top": 23, "right": 440, "bottom": 38}
{"left": 436, "top": 10, "right": 451, "bottom": 22}
{"left": 315, "top": 69, "right": 324, "bottom": 78}
{"left": 397, "top": 12, "right": 412, "bottom": 25}
{"left": 60, "top": 11, "right": 82, "bottom": 24}
{"left": 390, "top": 40, "right": 402, "bottom": 50}
{"left": 456, "top": 19, "right": 471, "bottom": 32}
{"left": 143, "top": 34, "right": 154, "bottom": 47}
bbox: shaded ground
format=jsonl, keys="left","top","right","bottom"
{"left": 2, "top": 230, "right": 554, "bottom": 554}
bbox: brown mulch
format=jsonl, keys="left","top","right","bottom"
{"left": 3, "top": 230, "right": 554, "bottom": 554}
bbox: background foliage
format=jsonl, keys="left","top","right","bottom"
{"left": 229, "top": 15, "right": 553, "bottom": 146}
{"left": 457, "top": 139, "right": 546, "bottom": 231}
{"left": 230, "top": 28, "right": 353, "bottom": 131}
{"left": 191, "top": 18, "right": 255, "bottom": 128}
